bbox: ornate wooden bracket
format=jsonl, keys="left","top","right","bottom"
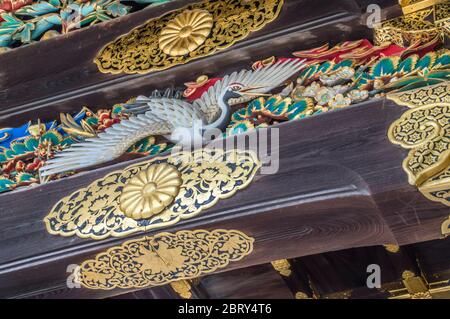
{"left": 44, "top": 148, "right": 261, "bottom": 239}
{"left": 389, "top": 270, "right": 450, "bottom": 299}
{"left": 387, "top": 82, "right": 449, "bottom": 236}
{"left": 442, "top": 216, "right": 450, "bottom": 237}
{"left": 77, "top": 229, "right": 254, "bottom": 290}
{"left": 94, "top": 0, "right": 284, "bottom": 74}
{"left": 271, "top": 259, "right": 292, "bottom": 277}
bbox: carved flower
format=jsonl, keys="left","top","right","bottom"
{"left": 328, "top": 94, "right": 352, "bottom": 109}
{"left": 315, "top": 87, "right": 336, "bottom": 106}
{"left": 221, "top": 235, "right": 244, "bottom": 253}
{"left": 347, "top": 89, "right": 369, "bottom": 103}
{"left": 135, "top": 243, "right": 186, "bottom": 274}
{"left": 119, "top": 164, "right": 182, "bottom": 219}
{"left": 159, "top": 9, "right": 213, "bottom": 56}
{"left": 302, "top": 81, "right": 321, "bottom": 98}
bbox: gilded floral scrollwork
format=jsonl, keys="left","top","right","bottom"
{"left": 373, "top": 2, "right": 449, "bottom": 46}
{"left": 94, "top": 0, "right": 284, "bottom": 74}
{"left": 387, "top": 82, "right": 450, "bottom": 216}
{"left": 78, "top": 229, "right": 254, "bottom": 290}
{"left": 44, "top": 149, "right": 261, "bottom": 239}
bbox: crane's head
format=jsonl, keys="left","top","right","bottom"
{"left": 223, "top": 83, "right": 270, "bottom": 101}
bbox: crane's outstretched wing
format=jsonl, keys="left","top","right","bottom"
{"left": 123, "top": 59, "right": 306, "bottom": 121}
{"left": 194, "top": 59, "right": 306, "bottom": 121}
{"left": 40, "top": 98, "right": 203, "bottom": 177}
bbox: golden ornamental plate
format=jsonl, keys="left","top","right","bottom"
{"left": 44, "top": 148, "right": 261, "bottom": 239}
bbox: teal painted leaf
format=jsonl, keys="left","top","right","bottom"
{"left": 41, "top": 131, "right": 63, "bottom": 145}
{"left": 80, "top": 3, "right": 97, "bottom": 16}
{"left": 10, "top": 142, "right": 28, "bottom": 155}
{"left": 24, "top": 137, "right": 39, "bottom": 151}
{"left": 396, "top": 55, "right": 418, "bottom": 75}
{"left": 287, "top": 99, "right": 313, "bottom": 120}
{"left": 396, "top": 78, "right": 445, "bottom": 92}
{"left": 318, "top": 61, "right": 334, "bottom": 74}
{"left": 0, "top": 178, "right": 15, "bottom": 192}
{"left": 85, "top": 117, "right": 98, "bottom": 126}
{"left": 83, "top": 9, "right": 112, "bottom": 25}
{"left": 31, "top": 14, "right": 62, "bottom": 39}
{"left": 370, "top": 57, "right": 400, "bottom": 77}
{"left": 433, "top": 51, "right": 450, "bottom": 69}
{"left": 148, "top": 144, "right": 167, "bottom": 155}
{"left": 231, "top": 108, "right": 250, "bottom": 124}
{"left": 0, "top": 14, "right": 23, "bottom": 38}
{"left": 48, "top": 0, "right": 61, "bottom": 6}
{"left": 4, "top": 149, "right": 15, "bottom": 159}
{"left": 0, "top": 34, "right": 13, "bottom": 46}
{"left": 0, "top": 13, "right": 23, "bottom": 26}
{"left": 247, "top": 97, "right": 265, "bottom": 113}
{"left": 106, "top": 2, "right": 131, "bottom": 17}
{"left": 16, "top": 172, "right": 36, "bottom": 183}
{"left": 384, "top": 70, "right": 450, "bottom": 90}
{"left": 12, "top": 22, "right": 35, "bottom": 43}
{"left": 112, "top": 104, "right": 125, "bottom": 115}
{"left": 415, "top": 52, "right": 436, "bottom": 71}
{"left": 96, "top": 12, "right": 112, "bottom": 22}
{"left": 60, "top": 137, "right": 76, "bottom": 147}
{"left": 298, "top": 64, "right": 319, "bottom": 80}
{"left": 426, "top": 70, "right": 450, "bottom": 79}
{"left": 263, "top": 96, "right": 281, "bottom": 109}
{"left": 354, "top": 73, "right": 374, "bottom": 90}
{"left": 264, "top": 98, "right": 290, "bottom": 117}
{"left": 78, "top": 15, "right": 97, "bottom": 27}
{"left": 227, "top": 121, "right": 254, "bottom": 136}
{"left": 15, "top": 2, "right": 60, "bottom": 17}
{"left": 333, "top": 59, "right": 353, "bottom": 70}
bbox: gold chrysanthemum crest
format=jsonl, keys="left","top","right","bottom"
{"left": 119, "top": 163, "right": 182, "bottom": 219}
{"left": 44, "top": 149, "right": 261, "bottom": 239}
{"left": 159, "top": 9, "right": 213, "bottom": 56}
{"left": 78, "top": 229, "right": 254, "bottom": 290}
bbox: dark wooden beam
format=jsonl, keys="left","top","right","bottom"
{"left": 0, "top": 0, "right": 387, "bottom": 126}
{"left": 197, "top": 264, "right": 294, "bottom": 299}
{"left": 0, "top": 97, "right": 448, "bottom": 298}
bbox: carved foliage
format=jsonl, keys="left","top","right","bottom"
{"left": 79, "top": 229, "right": 254, "bottom": 290}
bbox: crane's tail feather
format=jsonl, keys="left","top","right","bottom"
{"left": 40, "top": 116, "right": 171, "bottom": 177}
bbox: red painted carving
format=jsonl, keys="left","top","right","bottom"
{"left": 0, "top": 0, "right": 34, "bottom": 21}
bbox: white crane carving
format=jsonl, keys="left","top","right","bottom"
{"left": 40, "top": 59, "right": 305, "bottom": 176}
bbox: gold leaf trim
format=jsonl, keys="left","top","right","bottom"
{"left": 44, "top": 148, "right": 261, "bottom": 239}
{"left": 94, "top": 0, "right": 284, "bottom": 74}
{"left": 170, "top": 280, "right": 192, "bottom": 299}
{"left": 383, "top": 244, "right": 400, "bottom": 253}
{"left": 442, "top": 216, "right": 450, "bottom": 237}
{"left": 374, "top": 3, "right": 449, "bottom": 46}
{"left": 78, "top": 229, "right": 254, "bottom": 290}
{"left": 271, "top": 259, "right": 291, "bottom": 277}
{"left": 387, "top": 82, "right": 450, "bottom": 208}
{"left": 400, "top": 0, "right": 447, "bottom": 15}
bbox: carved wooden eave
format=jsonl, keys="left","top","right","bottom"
{"left": 1, "top": 96, "right": 449, "bottom": 298}
{"left": 0, "top": 0, "right": 449, "bottom": 299}
{"left": 0, "top": 0, "right": 380, "bottom": 126}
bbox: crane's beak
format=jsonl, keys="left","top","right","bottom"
{"left": 238, "top": 85, "right": 271, "bottom": 96}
